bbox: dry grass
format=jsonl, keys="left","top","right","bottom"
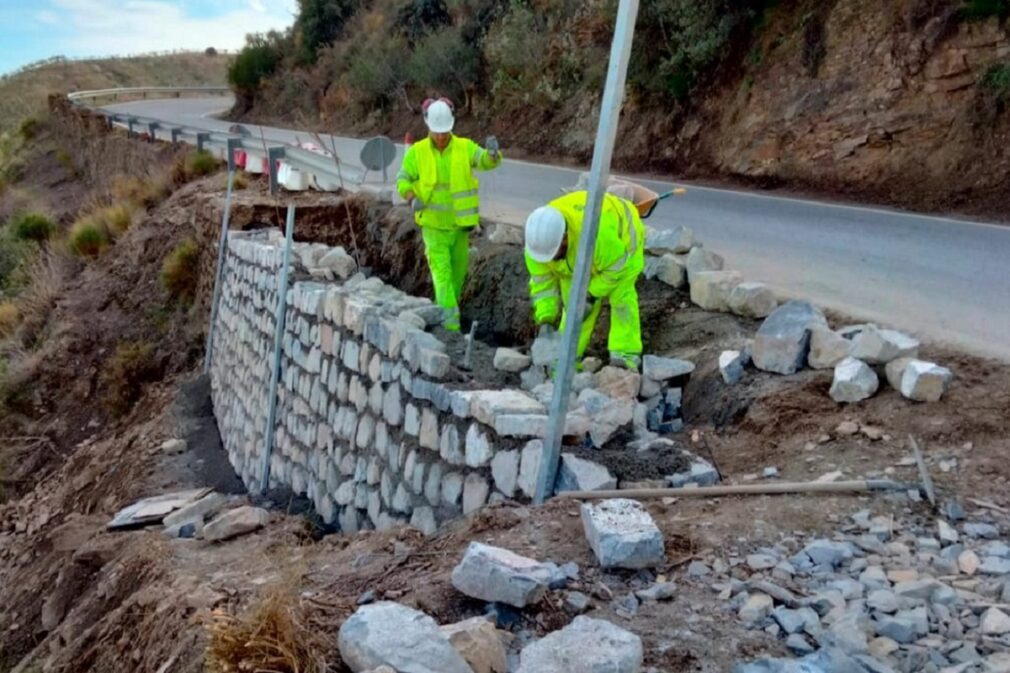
{"left": 161, "top": 239, "right": 200, "bottom": 303}
{"left": 110, "top": 173, "right": 173, "bottom": 208}
{"left": 205, "top": 585, "right": 330, "bottom": 673}
{"left": 95, "top": 203, "right": 134, "bottom": 237}
{"left": 100, "top": 340, "right": 161, "bottom": 416}
{"left": 15, "top": 249, "right": 74, "bottom": 341}
{"left": 0, "top": 302, "right": 19, "bottom": 337}
{"left": 67, "top": 216, "right": 110, "bottom": 257}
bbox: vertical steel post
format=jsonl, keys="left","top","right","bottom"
{"left": 268, "top": 146, "right": 285, "bottom": 195}
{"left": 196, "top": 132, "right": 210, "bottom": 152}
{"left": 259, "top": 204, "right": 296, "bottom": 493}
{"left": 203, "top": 138, "right": 242, "bottom": 374}
{"left": 533, "top": 0, "right": 641, "bottom": 504}
{"left": 147, "top": 122, "right": 159, "bottom": 142}
{"left": 171, "top": 127, "right": 181, "bottom": 143}
{"left": 126, "top": 117, "right": 135, "bottom": 138}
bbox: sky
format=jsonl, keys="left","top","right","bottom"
{"left": 0, "top": 0, "right": 298, "bottom": 75}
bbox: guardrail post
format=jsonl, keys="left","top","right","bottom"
{"left": 203, "top": 138, "right": 244, "bottom": 376}
{"left": 170, "top": 127, "right": 181, "bottom": 143}
{"left": 268, "top": 146, "right": 285, "bottom": 196}
{"left": 147, "top": 122, "right": 160, "bottom": 142}
{"left": 196, "top": 132, "right": 210, "bottom": 153}
{"left": 126, "top": 117, "right": 136, "bottom": 139}
{"left": 533, "top": 0, "right": 640, "bottom": 504}
{"left": 259, "top": 204, "right": 296, "bottom": 493}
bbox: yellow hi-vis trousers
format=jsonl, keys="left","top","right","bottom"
{"left": 421, "top": 227, "right": 469, "bottom": 331}
{"left": 557, "top": 273, "right": 642, "bottom": 360}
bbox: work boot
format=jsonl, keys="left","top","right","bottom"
{"left": 609, "top": 353, "right": 641, "bottom": 372}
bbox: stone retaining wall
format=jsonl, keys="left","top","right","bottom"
{"left": 209, "top": 230, "right": 566, "bottom": 534}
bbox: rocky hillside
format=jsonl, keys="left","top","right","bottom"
{"left": 231, "top": 0, "right": 1010, "bottom": 217}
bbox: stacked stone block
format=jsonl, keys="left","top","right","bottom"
{"left": 209, "top": 231, "right": 583, "bottom": 535}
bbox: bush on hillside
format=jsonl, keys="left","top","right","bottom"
{"left": 10, "top": 212, "right": 55, "bottom": 242}
{"left": 397, "top": 0, "right": 452, "bottom": 44}
{"left": 184, "top": 150, "right": 219, "bottom": 178}
{"left": 161, "top": 239, "right": 200, "bottom": 303}
{"left": 406, "top": 26, "right": 481, "bottom": 105}
{"left": 110, "top": 173, "right": 172, "bottom": 208}
{"left": 0, "top": 302, "right": 19, "bottom": 337}
{"left": 101, "top": 340, "right": 161, "bottom": 416}
{"left": 68, "top": 216, "right": 109, "bottom": 258}
{"left": 346, "top": 37, "right": 409, "bottom": 112}
{"left": 983, "top": 61, "right": 1010, "bottom": 102}
{"left": 296, "top": 0, "right": 360, "bottom": 63}
{"left": 0, "top": 228, "right": 37, "bottom": 291}
{"left": 483, "top": 4, "right": 557, "bottom": 107}
{"left": 18, "top": 117, "right": 41, "bottom": 142}
{"left": 94, "top": 204, "right": 134, "bottom": 237}
{"left": 961, "top": 0, "right": 1008, "bottom": 19}
{"left": 229, "top": 32, "right": 285, "bottom": 107}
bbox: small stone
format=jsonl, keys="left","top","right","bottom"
{"left": 867, "top": 589, "right": 900, "bottom": 614}
{"left": 981, "top": 607, "right": 1010, "bottom": 635}
{"left": 875, "top": 615, "right": 918, "bottom": 644}
{"left": 581, "top": 498, "right": 665, "bottom": 569}
{"left": 160, "top": 438, "right": 187, "bottom": 454}
{"left": 830, "top": 357, "right": 879, "bottom": 403}
{"left": 762, "top": 466, "right": 779, "bottom": 479}
{"left": 938, "top": 520, "right": 960, "bottom": 546}
{"left": 565, "top": 591, "right": 590, "bottom": 614}
{"left": 203, "top": 507, "right": 269, "bottom": 542}
{"left": 800, "top": 539, "right": 854, "bottom": 568}
{"left": 965, "top": 522, "right": 1000, "bottom": 539}
{"left": 594, "top": 366, "right": 642, "bottom": 399}
{"left": 739, "top": 593, "right": 774, "bottom": 624}
{"left": 531, "top": 330, "right": 561, "bottom": 367}
{"left": 635, "top": 582, "right": 676, "bottom": 602}
{"left": 836, "top": 420, "right": 860, "bottom": 436}
{"left": 642, "top": 355, "right": 695, "bottom": 382}
{"left": 958, "top": 549, "right": 980, "bottom": 575}
{"left": 451, "top": 542, "right": 553, "bottom": 608}
{"left": 686, "top": 561, "right": 710, "bottom": 577}
{"left": 747, "top": 554, "right": 778, "bottom": 571}
{"left": 493, "top": 348, "right": 531, "bottom": 373}
{"left": 786, "top": 633, "right": 815, "bottom": 655}
{"left": 515, "top": 616, "right": 642, "bottom": 673}
{"left": 490, "top": 449, "right": 519, "bottom": 498}
{"left": 462, "top": 474, "right": 489, "bottom": 515}
{"left": 440, "top": 616, "right": 508, "bottom": 673}
{"left": 719, "top": 350, "right": 746, "bottom": 385}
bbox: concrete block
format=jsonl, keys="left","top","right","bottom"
{"left": 581, "top": 498, "right": 665, "bottom": 569}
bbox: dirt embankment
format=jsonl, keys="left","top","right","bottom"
{"left": 236, "top": 0, "right": 1010, "bottom": 220}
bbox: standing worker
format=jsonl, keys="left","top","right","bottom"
{"left": 396, "top": 98, "right": 503, "bottom": 331}
{"left": 524, "top": 190, "right": 645, "bottom": 370}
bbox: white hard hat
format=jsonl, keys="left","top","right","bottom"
{"left": 525, "top": 206, "right": 566, "bottom": 263}
{"left": 424, "top": 100, "right": 454, "bottom": 133}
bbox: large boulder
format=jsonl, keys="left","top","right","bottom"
{"left": 451, "top": 542, "right": 554, "bottom": 607}
{"left": 650, "top": 254, "right": 687, "bottom": 288}
{"left": 338, "top": 602, "right": 473, "bottom": 673}
{"left": 728, "top": 282, "right": 779, "bottom": 319}
{"left": 440, "top": 617, "right": 507, "bottom": 673}
{"left": 516, "top": 616, "right": 643, "bottom": 673}
{"left": 807, "top": 326, "right": 853, "bottom": 369}
{"left": 752, "top": 301, "right": 828, "bottom": 375}
{"left": 685, "top": 247, "right": 724, "bottom": 281}
{"left": 829, "top": 357, "right": 879, "bottom": 403}
{"left": 885, "top": 358, "right": 952, "bottom": 402}
{"left": 849, "top": 324, "right": 920, "bottom": 364}
{"left": 581, "top": 499, "right": 665, "bottom": 569}
{"left": 646, "top": 225, "right": 695, "bottom": 255}
{"left": 690, "top": 270, "right": 742, "bottom": 312}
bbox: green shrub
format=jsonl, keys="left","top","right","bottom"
{"left": 961, "top": 0, "right": 1008, "bottom": 20}
{"left": 406, "top": 25, "right": 480, "bottom": 103}
{"left": 0, "top": 228, "right": 37, "bottom": 290}
{"left": 161, "top": 238, "right": 200, "bottom": 303}
{"left": 346, "top": 37, "right": 408, "bottom": 110}
{"left": 10, "top": 212, "right": 55, "bottom": 242}
{"left": 398, "top": 0, "right": 452, "bottom": 44}
{"left": 18, "top": 117, "right": 41, "bottom": 142}
{"left": 185, "top": 150, "right": 218, "bottom": 178}
{"left": 68, "top": 216, "right": 109, "bottom": 258}
{"left": 296, "top": 0, "right": 360, "bottom": 62}
{"left": 484, "top": 4, "right": 555, "bottom": 105}
{"left": 228, "top": 33, "right": 283, "bottom": 95}
{"left": 983, "top": 61, "right": 1010, "bottom": 102}
{"left": 101, "top": 341, "right": 161, "bottom": 416}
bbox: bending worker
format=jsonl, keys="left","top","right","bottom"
{"left": 524, "top": 190, "right": 645, "bottom": 370}
{"left": 396, "top": 98, "right": 502, "bottom": 331}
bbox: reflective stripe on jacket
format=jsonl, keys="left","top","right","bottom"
{"left": 524, "top": 191, "right": 644, "bottom": 324}
{"left": 395, "top": 135, "right": 500, "bottom": 230}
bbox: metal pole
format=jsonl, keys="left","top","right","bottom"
{"left": 196, "top": 132, "right": 210, "bottom": 152}
{"left": 203, "top": 138, "right": 242, "bottom": 373}
{"left": 555, "top": 480, "right": 915, "bottom": 501}
{"left": 259, "top": 204, "right": 296, "bottom": 493}
{"left": 268, "top": 146, "right": 285, "bottom": 195}
{"left": 533, "top": 0, "right": 640, "bottom": 504}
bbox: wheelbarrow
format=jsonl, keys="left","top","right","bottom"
{"left": 564, "top": 172, "right": 687, "bottom": 219}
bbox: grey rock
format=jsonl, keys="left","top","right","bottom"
{"left": 964, "top": 522, "right": 1000, "bottom": 539}
{"left": 690, "top": 270, "right": 742, "bottom": 312}
{"left": 516, "top": 616, "right": 643, "bottom": 673}
{"left": 531, "top": 330, "right": 561, "bottom": 367}
{"left": 747, "top": 554, "right": 779, "bottom": 571}
{"left": 493, "top": 348, "right": 531, "bottom": 372}
{"left": 410, "top": 507, "right": 437, "bottom": 536}
{"left": 875, "top": 615, "right": 918, "bottom": 644}
{"left": 337, "top": 602, "right": 472, "bottom": 673}
{"left": 652, "top": 254, "right": 687, "bottom": 288}
{"left": 732, "top": 646, "right": 866, "bottom": 673}
{"left": 786, "top": 634, "right": 815, "bottom": 656}
{"left": 642, "top": 355, "right": 695, "bottom": 382}
{"left": 667, "top": 458, "right": 720, "bottom": 488}
{"left": 556, "top": 453, "right": 617, "bottom": 493}
{"left": 867, "top": 589, "right": 900, "bottom": 614}
{"left": 808, "top": 327, "right": 854, "bottom": 369}
{"left": 720, "top": 350, "right": 746, "bottom": 385}
{"left": 685, "top": 247, "right": 724, "bottom": 280}
{"left": 491, "top": 449, "right": 519, "bottom": 498}
{"left": 581, "top": 499, "right": 665, "bottom": 569}
{"left": 646, "top": 225, "right": 695, "bottom": 255}
{"left": 981, "top": 607, "right": 1010, "bottom": 635}
{"left": 728, "top": 282, "right": 779, "bottom": 319}
{"left": 565, "top": 591, "right": 590, "bottom": 614}
{"left": 203, "top": 507, "right": 269, "bottom": 542}
{"left": 800, "top": 540, "right": 855, "bottom": 568}
{"left": 850, "top": 325, "right": 920, "bottom": 365}
{"left": 462, "top": 473, "right": 489, "bottom": 515}
{"left": 739, "top": 593, "right": 774, "bottom": 624}
{"left": 829, "top": 357, "right": 880, "bottom": 403}
{"left": 898, "top": 360, "right": 952, "bottom": 402}
{"left": 752, "top": 301, "right": 828, "bottom": 375}
{"left": 163, "top": 492, "right": 227, "bottom": 528}
{"left": 825, "top": 610, "right": 869, "bottom": 654}
{"left": 451, "top": 542, "right": 553, "bottom": 608}
{"left": 635, "top": 582, "right": 676, "bottom": 602}
{"left": 687, "top": 561, "right": 711, "bottom": 577}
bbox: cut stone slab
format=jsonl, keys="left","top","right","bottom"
{"left": 451, "top": 541, "right": 554, "bottom": 608}
{"left": 581, "top": 499, "right": 665, "bottom": 569}
{"left": 728, "top": 282, "right": 779, "bottom": 319}
{"left": 829, "top": 357, "right": 880, "bottom": 403}
{"left": 720, "top": 350, "right": 746, "bottom": 384}
{"left": 894, "top": 359, "right": 953, "bottom": 402}
{"left": 752, "top": 301, "right": 828, "bottom": 375}
{"left": 690, "top": 270, "right": 743, "bottom": 312}
{"left": 646, "top": 225, "right": 695, "bottom": 255}
{"left": 493, "top": 348, "right": 531, "bottom": 373}
{"left": 338, "top": 602, "right": 472, "bottom": 673}
{"left": 850, "top": 325, "right": 920, "bottom": 364}
{"left": 162, "top": 492, "right": 227, "bottom": 528}
{"left": 470, "top": 390, "right": 544, "bottom": 426}
{"left": 555, "top": 453, "right": 617, "bottom": 493}
{"left": 808, "top": 327, "right": 853, "bottom": 369}
{"left": 107, "top": 488, "right": 211, "bottom": 530}
{"left": 441, "top": 617, "right": 507, "bottom": 673}
{"left": 203, "top": 507, "right": 269, "bottom": 542}
{"left": 516, "top": 616, "right": 643, "bottom": 673}
{"left": 642, "top": 355, "right": 695, "bottom": 382}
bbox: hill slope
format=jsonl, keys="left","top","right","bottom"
{"left": 0, "top": 52, "right": 229, "bottom": 133}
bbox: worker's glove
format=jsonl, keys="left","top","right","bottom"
{"left": 410, "top": 197, "right": 425, "bottom": 214}
{"left": 485, "top": 136, "right": 500, "bottom": 161}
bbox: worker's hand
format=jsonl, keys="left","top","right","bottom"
{"left": 404, "top": 190, "right": 416, "bottom": 202}
{"left": 485, "top": 136, "right": 500, "bottom": 161}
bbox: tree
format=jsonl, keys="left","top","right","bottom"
{"left": 228, "top": 33, "right": 283, "bottom": 110}
{"left": 296, "top": 0, "right": 359, "bottom": 63}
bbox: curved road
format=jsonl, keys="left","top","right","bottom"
{"left": 104, "top": 97, "right": 1010, "bottom": 361}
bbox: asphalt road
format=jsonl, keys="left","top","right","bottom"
{"left": 104, "top": 97, "right": 1010, "bottom": 361}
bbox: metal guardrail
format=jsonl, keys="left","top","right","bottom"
{"left": 67, "top": 86, "right": 379, "bottom": 195}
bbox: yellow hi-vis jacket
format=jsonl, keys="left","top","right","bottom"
{"left": 396, "top": 135, "right": 501, "bottom": 230}
{"left": 524, "top": 191, "right": 645, "bottom": 326}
